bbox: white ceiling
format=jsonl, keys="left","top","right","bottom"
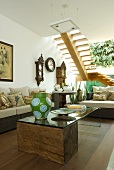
{"left": 0, "top": 0, "right": 114, "bottom": 42}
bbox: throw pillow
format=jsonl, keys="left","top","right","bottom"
{"left": 93, "top": 94, "right": 107, "bottom": 101}
{"left": 0, "top": 95, "right": 4, "bottom": 107}
{"left": 28, "top": 87, "right": 40, "bottom": 96}
{"left": 23, "top": 96, "right": 32, "bottom": 105}
{"left": 106, "top": 86, "right": 114, "bottom": 91}
{"left": 99, "top": 86, "right": 107, "bottom": 91}
{"left": 95, "top": 90, "right": 107, "bottom": 95}
{"left": 92, "top": 86, "right": 100, "bottom": 93}
{"left": 8, "top": 92, "right": 26, "bottom": 107}
{"left": 107, "top": 91, "right": 114, "bottom": 101}
{"left": 0, "top": 93, "right": 12, "bottom": 108}
{"left": 0, "top": 93, "right": 7, "bottom": 110}
{"left": 30, "top": 91, "right": 39, "bottom": 96}
{"left": 9, "top": 86, "right": 29, "bottom": 96}
{"left": 99, "top": 86, "right": 114, "bottom": 92}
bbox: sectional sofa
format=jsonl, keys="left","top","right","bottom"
{"left": 0, "top": 105, "right": 32, "bottom": 133}
{"left": 0, "top": 86, "right": 46, "bottom": 133}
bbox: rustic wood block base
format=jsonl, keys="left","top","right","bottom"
{"left": 17, "top": 122, "right": 78, "bottom": 164}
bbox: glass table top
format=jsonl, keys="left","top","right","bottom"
{"left": 18, "top": 107, "right": 98, "bottom": 128}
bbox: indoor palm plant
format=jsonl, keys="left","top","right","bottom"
{"left": 90, "top": 39, "right": 114, "bottom": 67}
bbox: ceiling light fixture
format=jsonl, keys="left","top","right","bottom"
{"left": 50, "top": 17, "right": 79, "bottom": 33}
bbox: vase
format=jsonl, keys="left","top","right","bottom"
{"left": 77, "top": 87, "right": 83, "bottom": 102}
{"left": 30, "top": 93, "right": 52, "bottom": 120}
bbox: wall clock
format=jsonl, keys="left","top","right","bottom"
{"left": 45, "top": 57, "right": 55, "bottom": 72}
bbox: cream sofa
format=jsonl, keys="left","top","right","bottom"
{"left": 80, "top": 85, "right": 114, "bottom": 119}
{"left": 80, "top": 100, "right": 114, "bottom": 108}
{"left": 0, "top": 86, "right": 47, "bottom": 133}
{"left": 80, "top": 101, "right": 114, "bottom": 119}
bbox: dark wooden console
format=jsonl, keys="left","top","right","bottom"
{"left": 52, "top": 92, "right": 76, "bottom": 109}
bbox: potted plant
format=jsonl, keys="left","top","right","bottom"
{"left": 90, "top": 39, "right": 114, "bottom": 68}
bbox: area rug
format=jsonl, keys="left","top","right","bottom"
{"left": 107, "top": 148, "right": 114, "bottom": 170}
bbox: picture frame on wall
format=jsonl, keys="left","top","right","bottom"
{"left": 0, "top": 41, "right": 13, "bottom": 82}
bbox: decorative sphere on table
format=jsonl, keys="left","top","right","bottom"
{"left": 30, "top": 93, "right": 52, "bottom": 119}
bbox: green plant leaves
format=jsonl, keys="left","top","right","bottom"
{"left": 90, "top": 39, "right": 114, "bottom": 68}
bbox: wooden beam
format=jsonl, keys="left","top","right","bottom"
{"left": 76, "top": 75, "right": 83, "bottom": 81}
{"left": 61, "top": 32, "right": 88, "bottom": 80}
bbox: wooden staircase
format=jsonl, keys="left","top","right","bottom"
{"left": 53, "top": 30, "right": 114, "bottom": 86}
{"left": 88, "top": 72, "right": 114, "bottom": 86}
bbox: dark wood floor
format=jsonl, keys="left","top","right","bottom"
{"left": 0, "top": 118, "right": 114, "bottom": 170}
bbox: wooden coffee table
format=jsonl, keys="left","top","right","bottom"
{"left": 17, "top": 107, "right": 97, "bottom": 164}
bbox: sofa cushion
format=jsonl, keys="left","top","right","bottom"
{"left": 8, "top": 92, "right": 26, "bottom": 107}
{"left": 0, "top": 107, "right": 16, "bottom": 118}
{"left": 9, "top": 86, "right": 29, "bottom": 96}
{"left": 16, "top": 105, "right": 32, "bottom": 115}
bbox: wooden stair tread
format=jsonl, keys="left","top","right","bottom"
{"left": 102, "top": 77, "right": 112, "bottom": 80}
{"left": 60, "top": 48, "right": 67, "bottom": 51}
{"left": 62, "top": 53, "right": 69, "bottom": 55}
{"left": 79, "top": 49, "right": 90, "bottom": 53}
{"left": 73, "top": 36, "right": 86, "bottom": 41}
{"left": 86, "top": 68, "right": 97, "bottom": 70}
{"left": 74, "top": 38, "right": 88, "bottom": 43}
{"left": 80, "top": 52, "right": 90, "bottom": 57}
{"left": 78, "top": 48, "right": 90, "bottom": 52}
{"left": 72, "top": 32, "right": 84, "bottom": 37}
{"left": 80, "top": 54, "right": 91, "bottom": 57}
{"left": 64, "top": 57, "right": 72, "bottom": 59}
{"left": 82, "top": 59, "right": 92, "bottom": 62}
{"left": 57, "top": 43, "right": 65, "bottom": 46}
{"left": 76, "top": 43, "right": 90, "bottom": 48}
{"left": 54, "top": 37, "right": 62, "bottom": 41}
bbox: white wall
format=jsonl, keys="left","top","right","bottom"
{"left": 0, "top": 13, "right": 63, "bottom": 92}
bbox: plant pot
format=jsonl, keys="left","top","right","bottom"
{"left": 30, "top": 93, "right": 52, "bottom": 120}
{"left": 86, "top": 92, "right": 93, "bottom": 100}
